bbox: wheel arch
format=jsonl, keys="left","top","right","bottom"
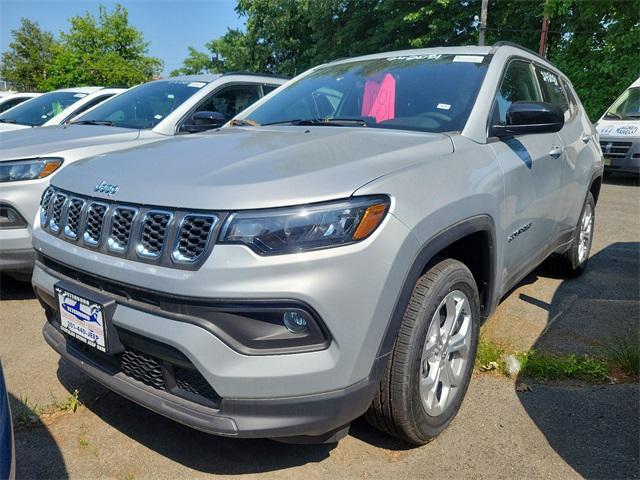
{"left": 375, "top": 214, "right": 497, "bottom": 359}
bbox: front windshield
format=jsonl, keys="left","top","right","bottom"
{"left": 74, "top": 79, "right": 210, "bottom": 129}
{"left": 605, "top": 87, "right": 640, "bottom": 119}
{"left": 244, "top": 53, "right": 491, "bottom": 133}
{"left": 0, "top": 91, "right": 85, "bottom": 126}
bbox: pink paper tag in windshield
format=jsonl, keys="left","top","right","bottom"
{"left": 362, "top": 73, "right": 396, "bottom": 123}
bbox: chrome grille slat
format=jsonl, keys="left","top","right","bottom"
{"left": 83, "top": 203, "right": 108, "bottom": 246}
{"left": 173, "top": 215, "right": 217, "bottom": 262}
{"left": 108, "top": 207, "right": 137, "bottom": 253}
{"left": 600, "top": 141, "right": 632, "bottom": 159}
{"left": 49, "top": 193, "right": 67, "bottom": 233}
{"left": 41, "top": 187, "right": 219, "bottom": 269}
{"left": 137, "top": 211, "right": 172, "bottom": 258}
{"left": 63, "top": 198, "right": 85, "bottom": 239}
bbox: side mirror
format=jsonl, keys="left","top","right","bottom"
{"left": 493, "top": 101, "right": 564, "bottom": 137}
{"left": 180, "top": 110, "right": 227, "bottom": 133}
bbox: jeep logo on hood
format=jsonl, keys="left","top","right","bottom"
{"left": 94, "top": 180, "right": 119, "bottom": 196}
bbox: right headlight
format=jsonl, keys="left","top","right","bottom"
{"left": 219, "top": 196, "right": 390, "bottom": 255}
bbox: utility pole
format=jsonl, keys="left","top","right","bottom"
{"left": 538, "top": 15, "right": 549, "bottom": 56}
{"left": 479, "top": 0, "right": 489, "bottom": 46}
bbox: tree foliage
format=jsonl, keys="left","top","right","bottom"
{"left": 174, "top": 0, "right": 638, "bottom": 120}
{"left": 41, "top": 4, "right": 162, "bottom": 89}
{"left": 0, "top": 18, "right": 58, "bottom": 91}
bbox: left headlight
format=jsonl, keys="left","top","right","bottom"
{"left": 0, "top": 158, "right": 63, "bottom": 183}
{"left": 219, "top": 195, "right": 390, "bottom": 255}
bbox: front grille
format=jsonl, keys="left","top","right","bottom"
{"left": 138, "top": 212, "right": 171, "bottom": 258}
{"left": 41, "top": 187, "right": 222, "bottom": 269}
{"left": 108, "top": 207, "right": 136, "bottom": 252}
{"left": 49, "top": 193, "right": 67, "bottom": 233}
{"left": 64, "top": 199, "right": 84, "bottom": 239}
{"left": 83, "top": 203, "right": 107, "bottom": 245}
{"left": 600, "top": 141, "right": 632, "bottom": 159}
{"left": 173, "top": 215, "right": 217, "bottom": 262}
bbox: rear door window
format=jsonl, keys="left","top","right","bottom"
{"left": 536, "top": 67, "right": 570, "bottom": 121}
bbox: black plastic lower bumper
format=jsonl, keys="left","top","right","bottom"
{"left": 43, "top": 322, "right": 384, "bottom": 439}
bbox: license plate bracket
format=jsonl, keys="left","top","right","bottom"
{"left": 55, "top": 280, "right": 123, "bottom": 354}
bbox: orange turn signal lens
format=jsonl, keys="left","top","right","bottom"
{"left": 38, "top": 159, "right": 63, "bottom": 178}
{"left": 353, "top": 203, "right": 388, "bottom": 240}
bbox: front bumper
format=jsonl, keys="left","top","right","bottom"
{"left": 599, "top": 136, "right": 640, "bottom": 174}
{"left": 42, "top": 321, "right": 383, "bottom": 438}
{"left": 0, "top": 178, "right": 46, "bottom": 273}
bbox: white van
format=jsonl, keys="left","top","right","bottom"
{"left": 595, "top": 78, "right": 640, "bottom": 174}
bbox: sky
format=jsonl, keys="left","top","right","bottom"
{"left": 0, "top": 0, "right": 245, "bottom": 76}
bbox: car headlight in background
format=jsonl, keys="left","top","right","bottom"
{"left": 0, "top": 158, "right": 63, "bottom": 182}
{"left": 219, "top": 195, "right": 390, "bottom": 255}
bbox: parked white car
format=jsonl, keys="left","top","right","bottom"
{"left": 0, "top": 92, "right": 41, "bottom": 114}
{"left": 0, "top": 73, "right": 287, "bottom": 278}
{"left": 595, "top": 77, "right": 640, "bottom": 175}
{"left": 0, "top": 87, "right": 123, "bottom": 131}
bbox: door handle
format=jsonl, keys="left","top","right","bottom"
{"left": 581, "top": 133, "right": 591, "bottom": 143}
{"left": 549, "top": 146, "right": 564, "bottom": 159}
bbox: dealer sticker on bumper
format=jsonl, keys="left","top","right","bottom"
{"left": 56, "top": 286, "right": 107, "bottom": 352}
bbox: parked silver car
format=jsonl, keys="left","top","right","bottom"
{"left": 0, "top": 74, "right": 286, "bottom": 278}
{"left": 32, "top": 44, "right": 602, "bottom": 444}
{"left": 0, "top": 92, "right": 41, "bottom": 114}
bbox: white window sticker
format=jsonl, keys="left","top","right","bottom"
{"left": 187, "top": 82, "right": 206, "bottom": 88}
{"left": 437, "top": 103, "right": 451, "bottom": 110}
{"left": 154, "top": 114, "right": 163, "bottom": 120}
{"left": 74, "top": 93, "right": 88, "bottom": 98}
{"left": 453, "top": 55, "right": 484, "bottom": 63}
{"left": 540, "top": 71, "right": 559, "bottom": 86}
{"left": 387, "top": 53, "right": 442, "bottom": 61}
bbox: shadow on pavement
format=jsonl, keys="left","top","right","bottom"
{"left": 55, "top": 362, "right": 335, "bottom": 475}
{"left": 602, "top": 172, "right": 640, "bottom": 187}
{"left": 9, "top": 393, "right": 68, "bottom": 479}
{"left": 0, "top": 275, "right": 35, "bottom": 301}
{"left": 516, "top": 243, "right": 640, "bottom": 479}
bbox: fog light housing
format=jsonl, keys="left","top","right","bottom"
{"left": 0, "top": 204, "right": 27, "bottom": 229}
{"left": 283, "top": 310, "right": 308, "bottom": 333}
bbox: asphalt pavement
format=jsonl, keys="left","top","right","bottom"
{"left": 0, "top": 174, "right": 638, "bottom": 479}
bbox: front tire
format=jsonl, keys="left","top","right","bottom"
{"left": 366, "top": 259, "right": 480, "bottom": 445}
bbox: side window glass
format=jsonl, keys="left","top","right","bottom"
{"left": 495, "top": 61, "right": 541, "bottom": 125}
{"left": 561, "top": 78, "right": 578, "bottom": 117}
{"left": 263, "top": 85, "right": 279, "bottom": 95}
{"left": 195, "top": 84, "right": 261, "bottom": 120}
{"left": 66, "top": 95, "right": 113, "bottom": 122}
{"left": 0, "top": 98, "right": 24, "bottom": 113}
{"left": 536, "top": 68, "right": 570, "bottom": 121}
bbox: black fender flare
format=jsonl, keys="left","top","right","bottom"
{"left": 374, "top": 214, "right": 497, "bottom": 360}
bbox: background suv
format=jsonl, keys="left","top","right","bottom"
{"left": 0, "top": 74, "right": 286, "bottom": 279}
{"left": 32, "top": 44, "right": 602, "bottom": 444}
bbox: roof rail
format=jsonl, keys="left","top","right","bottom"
{"left": 220, "top": 71, "right": 291, "bottom": 80}
{"left": 492, "top": 41, "right": 550, "bottom": 63}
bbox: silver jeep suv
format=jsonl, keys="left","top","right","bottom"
{"left": 32, "top": 44, "right": 603, "bottom": 444}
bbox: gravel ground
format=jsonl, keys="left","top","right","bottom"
{"left": 0, "top": 174, "right": 638, "bottom": 480}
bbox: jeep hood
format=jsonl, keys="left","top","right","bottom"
{"left": 0, "top": 125, "right": 140, "bottom": 161}
{"left": 53, "top": 127, "right": 453, "bottom": 210}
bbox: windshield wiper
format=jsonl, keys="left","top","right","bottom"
{"left": 70, "top": 119, "right": 114, "bottom": 126}
{"left": 0, "top": 118, "right": 17, "bottom": 124}
{"left": 230, "top": 118, "right": 261, "bottom": 127}
{"left": 263, "top": 117, "right": 369, "bottom": 127}
{"left": 604, "top": 111, "right": 623, "bottom": 119}
{"left": 623, "top": 113, "right": 640, "bottom": 118}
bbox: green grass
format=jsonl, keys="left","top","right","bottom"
{"left": 517, "top": 350, "right": 609, "bottom": 381}
{"left": 475, "top": 338, "right": 506, "bottom": 372}
{"left": 603, "top": 326, "right": 640, "bottom": 376}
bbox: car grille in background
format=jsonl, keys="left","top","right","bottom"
{"left": 600, "top": 141, "right": 632, "bottom": 159}
{"left": 39, "top": 187, "right": 221, "bottom": 270}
